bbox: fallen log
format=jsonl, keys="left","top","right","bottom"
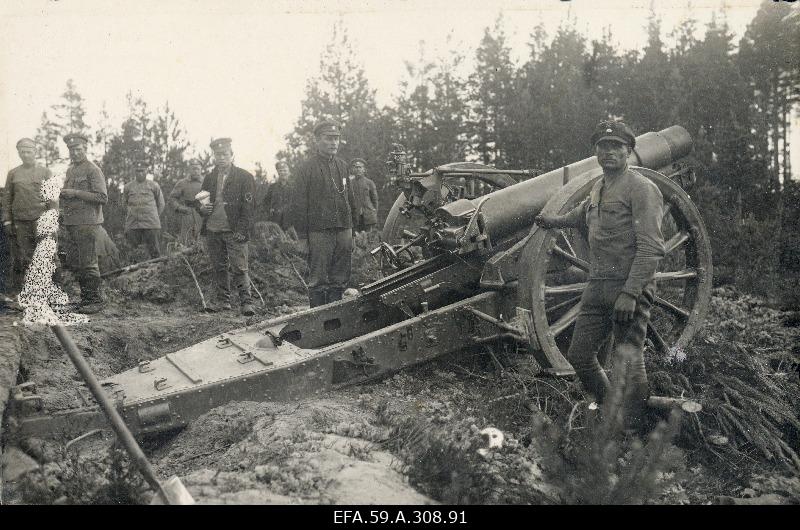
{"left": 100, "top": 248, "right": 196, "bottom": 278}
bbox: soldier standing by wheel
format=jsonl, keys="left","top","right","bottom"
{"left": 60, "top": 133, "right": 109, "bottom": 314}
{"left": 534, "top": 120, "right": 666, "bottom": 430}
{"left": 349, "top": 158, "right": 379, "bottom": 235}
{"left": 169, "top": 158, "right": 204, "bottom": 247}
{"left": 289, "top": 120, "right": 358, "bottom": 308}
{"left": 123, "top": 154, "right": 165, "bottom": 260}
{"left": 197, "top": 138, "right": 256, "bottom": 316}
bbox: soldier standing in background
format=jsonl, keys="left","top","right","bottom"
{"left": 60, "top": 133, "right": 108, "bottom": 314}
{"left": 123, "top": 154, "right": 165, "bottom": 259}
{"left": 349, "top": 158, "right": 379, "bottom": 234}
{"left": 290, "top": 120, "right": 358, "bottom": 308}
{"left": 2, "top": 138, "right": 54, "bottom": 292}
{"left": 264, "top": 160, "right": 292, "bottom": 231}
{"left": 534, "top": 121, "right": 666, "bottom": 430}
{"left": 169, "top": 158, "right": 204, "bottom": 247}
{"left": 197, "top": 138, "right": 256, "bottom": 316}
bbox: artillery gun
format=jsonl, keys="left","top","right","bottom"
{"left": 8, "top": 126, "right": 711, "bottom": 439}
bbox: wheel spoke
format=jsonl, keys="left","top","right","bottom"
{"left": 545, "top": 282, "right": 587, "bottom": 295}
{"left": 546, "top": 294, "right": 582, "bottom": 314}
{"left": 662, "top": 202, "right": 673, "bottom": 220}
{"left": 557, "top": 230, "right": 577, "bottom": 257}
{"left": 551, "top": 244, "right": 590, "bottom": 271}
{"left": 550, "top": 302, "right": 582, "bottom": 337}
{"left": 664, "top": 231, "right": 690, "bottom": 255}
{"left": 655, "top": 269, "right": 697, "bottom": 281}
{"left": 647, "top": 322, "right": 669, "bottom": 355}
{"left": 654, "top": 296, "right": 691, "bottom": 320}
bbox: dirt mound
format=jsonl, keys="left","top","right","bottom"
{"left": 152, "top": 399, "right": 434, "bottom": 505}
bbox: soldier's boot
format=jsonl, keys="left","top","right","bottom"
{"left": 309, "top": 290, "right": 327, "bottom": 308}
{"left": 241, "top": 303, "right": 255, "bottom": 317}
{"left": 77, "top": 277, "right": 106, "bottom": 314}
{"left": 623, "top": 382, "right": 651, "bottom": 435}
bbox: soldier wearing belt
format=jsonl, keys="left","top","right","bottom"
{"left": 60, "top": 133, "right": 109, "bottom": 314}
{"left": 169, "top": 158, "right": 204, "bottom": 247}
{"left": 535, "top": 121, "right": 666, "bottom": 428}
{"left": 349, "top": 158, "right": 379, "bottom": 234}
{"left": 2, "top": 138, "right": 54, "bottom": 291}
{"left": 198, "top": 138, "right": 256, "bottom": 316}
{"left": 123, "top": 154, "right": 165, "bottom": 259}
{"left": 289, "top": 120, "right": 358, "bottom": 308}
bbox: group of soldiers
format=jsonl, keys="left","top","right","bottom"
{"left": 0, "top": 119, "right": 380, "bottom": 316}
{"left": 2, "top": 117, "right": 663, "bottom": 430}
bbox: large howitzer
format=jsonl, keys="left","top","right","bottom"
{"left": 8, "top": 126, "right": 711, "bottom": 440}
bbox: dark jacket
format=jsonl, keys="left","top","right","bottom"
{"left": 198, "top": 165, "right": 256, "bottom": 239}
{"left": 289, "top": 153, "right": 358, "bottom": 237}
{"left": 351, "top": 175, "right": 379, "bottom": 226}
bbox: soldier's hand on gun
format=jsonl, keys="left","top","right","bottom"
{"left": 534, "top": 214, "right": 560, "bottom": 229}
{"left": 232, "top": 232, "right": 247, "bottom": 243}
{"left": 200, "top": 203, "right": 213, "bottom": 215}
{"left": 613, "top": 292, "right": 637, "bottom": 324}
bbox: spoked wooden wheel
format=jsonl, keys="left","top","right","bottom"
{"left": 380, "top": 163, "right": 516, "bottom": 274}
{"left": 518, "top": 167, "right": 712, "bottom": 374}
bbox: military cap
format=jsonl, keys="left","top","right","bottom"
{"left": 591, "top": 121, "right": 636, "bottom": 149}
{"left": 209, "top": 137, "right": 232, "bottom": 150}
{"left": 63, "top": 133, "right": 89, "bottom": 147}
{"left": 16, "top": 138, "right": 36, "bottom": 149}
{"left": 349, "top": 157, "right": 367, "bottom": 168}
{"left": 313, "top": 120, "right": 341, "bottom": 137}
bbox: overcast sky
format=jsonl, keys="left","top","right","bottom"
{"left": 1, "top": 0, "right": 793, "bottom": 184}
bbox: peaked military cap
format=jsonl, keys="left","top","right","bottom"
{"left": 349, "top": 157, "right": 367, "bottom": 168}
{"left": 63, "top": 133, "right": 89, "bottom": 147}
{"left": 16, "top": 138, "right": 36, "bottom": 149}
{"left": 209, "top": 137, "right": 232, "bottom": 150}
{"left": 313, "top": 120, "right": 342, "bottom": 137}
{"left": 591, "top": 121, "right": 636, "bottom": 149}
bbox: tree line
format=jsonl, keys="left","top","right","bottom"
{"left": 28, "top": 1, "right": 800, "bottom": 299}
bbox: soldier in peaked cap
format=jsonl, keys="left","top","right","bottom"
{"left": 2, "top": 138, "right": 54, "bottom": 292}
{"left": 60, "top": 132, "right": 108, "bottom": 313}
{"left": 123, "top": 153, "right": 165, "bottom": 259}
{"left": 289, "top": 120, "right": 358, "bottom": 308}
{"left": 263, "top": 160, "right": 292, "bottom": 230}
{"left": 535, "top": 120, "right": 665, "bottom": 433}
{"left": 197, "top": 137, "right": 257, "bottom": 316}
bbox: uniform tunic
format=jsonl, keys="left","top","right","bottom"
{"left": 123, "top": 179, "right": 165, "bottom": 230}
{"left": 169, "top": 177, "right": 203, "bottom": 245}
{"left": 350, "top": 174, "right": 379, "bottom": 230}
{"left": 2, "top": 164, "right": 51, "bottom": 223}
{"left": 557, "top": 167, "right": 665, "bottom": 404}
{"left": 61, "top": 160, "right": 107, "bottom": 226}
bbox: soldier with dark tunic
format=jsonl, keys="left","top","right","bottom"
{"left": 2, "top": 138, "right": 53, "bottom": 291}
{"left": 197, "top": 138, "right": 256, "bottom": 316}
{"left": 123, "top": 154, "right": 165, "bottom": 259}
{"left": 289, "top": 120, "right": 358, "bottom": 308}
{"left": 60, "top": 133, "right": 109, "bottom": 314}
{"left": 264, "top": 161, "right": 292, "bottom": 230}
{"left": 535, "top": 120, "right": 666, "bottom": 430}
{"left": 169, "top": 158, "right": 204, "bottom": 247}
{"left": 349, "top": 157, "right": 379, "bottom": 233}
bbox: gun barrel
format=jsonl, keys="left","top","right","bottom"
{"left": 476, "top": 125, "right": 692, "bottom": 242}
